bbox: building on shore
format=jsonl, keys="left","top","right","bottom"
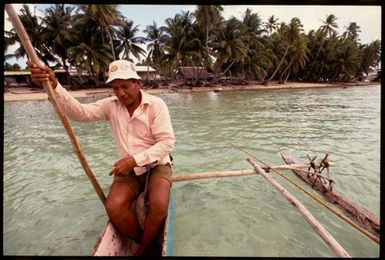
{"left": 134, "top": 66, "right": 157, "bottom": 81}
{"left": 4, "top": 65, "right": 158, "bottom": 88}
{"left": 175, "top": 67, "right": 209, "bottom": 81}
{"left": 4, "top": 71, "right": 31, "bottom": 88}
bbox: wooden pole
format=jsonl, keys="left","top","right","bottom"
{"left": 5, "top": 4, "right": 106, "bottom": 205}
{"left": 171, "top": 163, "right": 324, "bottom": 182}
{"left": 172, "top": 169, "right": 256, "bottom": 182}
{"left": 247, "top": 158, "right": 351, "bottom": 258}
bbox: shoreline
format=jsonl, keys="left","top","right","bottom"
{"left": 3, "top": 81, "right": 378, "bottom": 102}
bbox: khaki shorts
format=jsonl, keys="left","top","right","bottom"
{"left": 113, "top": 164, "right": 173, "bottom": 195}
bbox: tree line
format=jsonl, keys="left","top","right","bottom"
{"left": 4, "top": 4, "right": 381, "bottom": 87}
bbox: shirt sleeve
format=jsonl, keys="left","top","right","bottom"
{"left": 54, "top": 83, "right": 109, "bottom": 122}
{"left": 133, "top": 99, "right": 175, "bottom": 166}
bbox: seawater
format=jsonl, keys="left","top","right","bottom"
{"left": 3, "top": 85, "right": 380, "bottom": 256}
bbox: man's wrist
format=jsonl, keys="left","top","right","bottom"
{"left": 127, "top": 155, "right": 138, "bottom": 168}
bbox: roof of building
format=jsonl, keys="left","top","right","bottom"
{"left": 4, "top": 71, "right": 30, "bottom": 76}
{"left": 134, "top": 66, "right": 156, "bottom": 72}
{"left": 5, "top": 65, "right": 156, "bottom": 77}
{"left": 176, "top": 67, "right": 208, "bottom": 79}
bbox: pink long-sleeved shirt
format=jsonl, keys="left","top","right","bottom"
{"left": 54, "top": 83, "right": 175, "bottom": 175}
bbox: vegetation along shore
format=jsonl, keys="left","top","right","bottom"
{"left": 4, "top": 4, "right": 381, "bottom": 92}
{"left": 4, "top": 81, "right": 377, "bottom": 102}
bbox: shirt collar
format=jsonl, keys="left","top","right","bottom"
{"left": 140, "top": 90, "right": 151, "bottom": 105}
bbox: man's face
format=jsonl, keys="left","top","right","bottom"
{"left": 110, "top": 79, "right": 141, "bottom": 107}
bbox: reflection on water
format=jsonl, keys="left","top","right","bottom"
{"left": 3, "top": 85, "right": 380, "bottom": 256}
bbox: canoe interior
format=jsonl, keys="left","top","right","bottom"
{"left": 92, "top": 193, "right": 174, "bottom": 256}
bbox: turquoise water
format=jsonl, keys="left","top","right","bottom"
{"left": 3, "top": 85, "right": 380, "bottom": 256}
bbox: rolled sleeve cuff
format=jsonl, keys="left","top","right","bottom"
{"left": 54, "top": 82, "right": 65, "bottom": 95}
{"left": 133, "top": 152, "right": 147, "bottom": 167}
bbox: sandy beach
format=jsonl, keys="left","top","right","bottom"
{"left": 4, "top": 81, "right": 377, "bottom": 102}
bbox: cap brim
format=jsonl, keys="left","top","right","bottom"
{"left": 105, "top": 74, "right": 141, "bottom": 84}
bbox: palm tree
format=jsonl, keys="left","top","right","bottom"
{"left": 194, "top": 5, "right": 223, "bottom": 50}
{"left": 78, "top": 4, "right": 123, "bottom": 60}
{"left": 342, "top": 22, "right": 361, "bottom": 43}
{"left": 211, "top": 17, "right": 249, "bottom": 79}
{"left": 268, "top": 18, "right": 303, "bottom": 81}
{"left": 263, "top": 15, "right": 279, "bottom": 36}
{"left": 313, "top": 14, "right": 338, "bottom": 64}
{"left": 240, "top": 37, "right": 272, "bottom": 81}
{"left": 194, "top": 5, "right": 223, "bottom": 70}
{"left": 160, "top": 12, "right": 199, "bottom": 77}
{"left": 279, "top": 34, "right": 309, "bottom": 83}
{"left": 67, "top": 17, "right": 113, "bottom": 86}
{"left": 143, "top": 21, "right": 163, "bottom": 71}
{"left": 358, "top": 40, "right": 381, "bottom": 76}
{"left": 4, "top": 34, "right": 17, "bottom": 62}
{"left": 5, "top": 4, "right": 55, "bottom": 66}
{"left": 327, "top": 38, "right": 361, "bottom": 82}
{"left": 41, "top": 4, "right": 76, "bottom": 72}
{"left": 242, "top": 8, "right": 265, "bottom": 37}
{"left": 115, "top": 19, "right": 146, "bottom": 61}
{"left": 239, "top": 9, "right": 269, "bottom": 80}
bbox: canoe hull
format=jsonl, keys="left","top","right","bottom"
{"left": 92, "top": 194, "right": 173, "bottom": 256}
{"left": 92, "top": 220, "right": 137, "bottom": 256}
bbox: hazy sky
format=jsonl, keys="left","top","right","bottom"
{"left": 4, "top": 4, "right": 382, "bottom": 67}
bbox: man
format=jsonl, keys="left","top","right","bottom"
{"left": 27, "top": 59, "right": 175, "bottom": 256}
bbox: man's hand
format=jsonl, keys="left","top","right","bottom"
{"left": 109, "top": 156, "right": 137, "bottom": 176}
{"left": 26, "top": 61, "right": 58, "bottom": 89}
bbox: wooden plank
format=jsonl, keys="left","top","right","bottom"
{"left": 280, "top": 151, "right": 380, "bottom": 242}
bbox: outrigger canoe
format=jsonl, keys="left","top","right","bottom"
{"left": 92, "top": 194, "right": 174, "bottom": 256}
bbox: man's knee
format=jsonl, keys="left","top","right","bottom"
{"left": 105, "top": 183, "right": 136, "bottom": 217}
{"left": 149, "top": 195, "right": 169, "bottom": 218}
{"left": 147, "top": 177, "right": 171, "bottom": 218}
{"left": 105, "top": 195, "right": 125, "bottom": 217}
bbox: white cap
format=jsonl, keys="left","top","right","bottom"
{"left": 105, "top": 60, "right": 141, "bottom": 84}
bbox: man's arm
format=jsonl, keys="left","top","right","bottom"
{"left": 27, "top": 61, "right": 108, "bottom": 122}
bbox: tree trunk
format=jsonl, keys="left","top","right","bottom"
{"left": 279, "top": 56, "right": 294, "bottom": 82}
{"left": 313, "top": 36, "right": 326, "bottom": 65}
{"left": 268, "top": 44, "right": 289, "bottom": 81}
{"left": 284, "top": 70, "right": 291, "bottom": 83}
{"left": 222, "top": 60, "right": 236, "bottom": 75}
{"left": 105, "top": 24, "right": 116, "bottom": 60}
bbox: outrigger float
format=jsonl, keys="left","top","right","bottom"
{"left": 280, "top": 151, "right": 380, "bottom": 242}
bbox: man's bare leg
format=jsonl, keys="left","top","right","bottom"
{"left": 105, "top": 182, "right": 142, "bottom": 242}
{"left": 134, "top": 178, "right": 170, "bottom": 256}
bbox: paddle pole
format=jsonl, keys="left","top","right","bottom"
{"left": 5, "top": 4, "right": 106, "bottom": 205}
